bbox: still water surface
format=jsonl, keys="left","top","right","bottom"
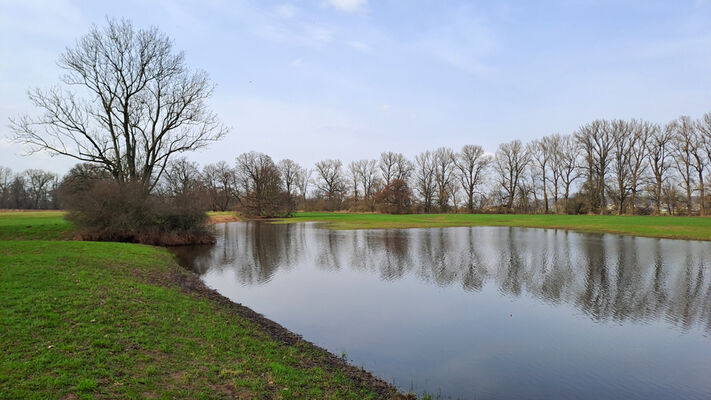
{"left": 173, "top": 222, "right": 711, "bottom": 399}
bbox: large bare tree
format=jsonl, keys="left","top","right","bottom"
{"left": 350, "top": 159, "right": 379, "bottom": 210}
{"left": 646, "top": 123, "right": 673, "bottom": 215}
{"left": 542, "top": 135, "right": 562, "bottom": 212}
{"left": 555, "top": 134, "right": 581, "bottom": 213}
{"left": 25, "top": 169, "right": 58, "bottom": 209}
{"left": 433, "top": 147, "right": 455, "bottom": 212}
{"left": 528, "top": 139, "right": 551, "bottom": 213}
{"left": 575, "top": 120, "right": 613, "bottom": 214}
{"left": 697, "top": 111, "right": 711, "bottom": 214}
{"left": 314, "top": 159, "right": 345, "bottom": 209}
{"left": 236, "top": 152, "right": 287, "bottom": 216}
{"left": 672, "top": 116, "right": 696, "bottom": 214}
{"left": 202, "top": 161, "right": 237, "bottom": 211}
{"left": 626, "top": 120, "right": 651, "bottom": 215}
{"left": 0, "top": 167, "right": 12, "bottom": 209}
{"left": 10, "top": 19, "right": 226, "bottom": 191}
{"left": 687, "top": 120, "right": 707, "bottom": 216}
{"left": 495, "top": 140, "right": 530, "bottom": 211}
{"left": 611, "top": 119, "right": 634, "bottom": 215}
{"left": 162, "top": 157, "right": 203, "bottom": 198}
{"left": 453, "top": 145, "right": 490, "bottom": 213}
{"left": 277, "top": 159, "right": 304, "bottom": 207}
{"left": 414, "top": 151, "right": 436, "bottom": 213}
{"left": 379, "top": 151, "right": 412, "bottom": 187}
{"left": 296, "top": 168, "right": 312, "bottom": 204}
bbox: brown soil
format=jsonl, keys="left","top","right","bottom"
{"left": 138, "top": 257, "right": 410, "bottom": 400}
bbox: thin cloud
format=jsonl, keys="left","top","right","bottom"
{"left": 274, "top": 4, "right": 298, "bottom": 18}
{"left": 325, "top": 0, "right": 367, "bottom": 13}
{"left": 348, "top": 40, "right": 370, "bottom": 52}
{"left": 417, "top": 9, "right": 498, "bottom": 79}
{"left": 258, "top": 22, "right": 333, "bottom": 47}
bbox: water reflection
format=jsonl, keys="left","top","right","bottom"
{"left": 176, "top": 222, "right": 711, "bottom": 332}
{"left": 173, "top": 222, "right": 711, "bottom": 399}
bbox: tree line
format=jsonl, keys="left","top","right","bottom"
{"left": 0, "top": 167, "right": 59, "bottom": 209}
{"left": 7, "top": 112, "right": 711, "bottom": 217}
{"left": 134, "top": 111, "right": 711, "bottom": 216}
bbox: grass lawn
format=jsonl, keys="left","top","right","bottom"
{"left": 278, "top": 212, "right": 711, "bottom": 241}
{"left": 0, "top": 212, "right": 399, "bottom": 399}
{"left": 0, "top": 210, "right": 71, "bottom": 241}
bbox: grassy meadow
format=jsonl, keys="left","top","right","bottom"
{"left": 0, "top": 211, "right": 399, "bottom": 399}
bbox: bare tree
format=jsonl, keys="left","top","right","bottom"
{"left": 278, "top": 159, "right": 303, "bottom": 209}
{"left": 202, "top": 161, "right": 237, "bottom": 211}
{"left": 495, "top": 140, "right": 530, "bottom": 211}
{"left": 0, "top": 167, "right": 12, "bottom": 208}
{"left": 697, "top": 111, "right": 711, "bottom": 214}
{"left": 433, "top": 147, "right": 455, "bottom": 212}
{"left": 379, "top": 151, "right": 412, "bottom": 187}
{"left": 543, "top": 135, "right": 562, "bottom": 212}
{"left": 162, "top": 157, "right": 203, "bottom": 199}
{"left": 662, "top": 182, "right": 681, "bottom": 215}
{"left": 414, "top": 151, "right": 436, "bottom": 213}
{"left": 626, "top": 120, "right": 651, "bottom": 214}
{"left": 556, "top": 134, "right": 581, "bottom": 213}
{"left": 314, "top": 159, "right": 345, "bottom": 209}
{"left": 348, "top": 161, "right": 361, "bottom": 201}
{"left": 453, "top": 145, "right": 490, "bottom": 213}
{"left": 394, "top": 156, "right": 414, "bottom": 183}
{"left": 8, "top": 176, "right": 28, "bottom": 209}
{"left": 672, "top": 116, "right": 696, "bottom": 214}
{"left": 528, "top": 139, "right": 551, "bottom": 213}
{"left": 236, "top": 152, "right": 288, "bottom": 216}
{"left": 687, "top": 120, "right": 707, "bottom": 216}
{"left": 575, "top": 120, "right": 613, "bottom": 214}
{"left": 25, "top": 169, "right": 58, "bottom": 209}
{"left": 297, "top": 168, "right": 312, "bottom": 204}
{"left": 10, "top": 19, "right": 226, "bottom": 192}
{"left": 611, "top": 119, "right": 634, "bottom": 215}
{"left": 351, "top": 159, "right": 379, "bottom": 210}
{"left": 526, "top": 161, "right": 542, "bottom": 212}
{"left": 646, "top": 123, "right": 674, "bottom": 215}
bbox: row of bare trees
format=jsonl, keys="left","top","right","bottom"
{"left": 10, "top": 112, "right": 711, "bottom": 216}
{"left": 161, "top": 113, "right": 711, "bottom": 216}
{"left": 0, "top": 167, "right": 59, "bottom": 209}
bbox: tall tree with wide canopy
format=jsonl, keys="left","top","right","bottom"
{"left": 10, "top": 18, "right": 227, "bottom": 191}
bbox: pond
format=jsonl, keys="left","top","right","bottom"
{"left": 173, "top": 222, "right": 711, "bottom": 400}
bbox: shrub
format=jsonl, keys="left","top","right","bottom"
{"left": 61, "top": 179, "right": 214, "bottom": 246}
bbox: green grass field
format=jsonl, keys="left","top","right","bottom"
{"left": 278, "top": 212, "right": 711, "bottom": 241}
{"left": 0, "top": 211, "right": 71, "bottom": 241}
{"left": 0, "top": 212, "right": 398, "bottom": 399}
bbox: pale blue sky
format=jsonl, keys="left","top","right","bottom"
{"left": 2, "top": 0, "right": 711, "bottom": 174}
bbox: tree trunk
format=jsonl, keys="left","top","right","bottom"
{"left": 699, "top": 173, "right": 705, "bottom": 216}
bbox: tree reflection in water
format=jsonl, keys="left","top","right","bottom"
{"left": 174, "top": 222, "right": 711, "bottom": 333}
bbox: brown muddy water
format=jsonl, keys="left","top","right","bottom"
{"left": 172, "top": 222, "right": 711, "bottom": 400}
